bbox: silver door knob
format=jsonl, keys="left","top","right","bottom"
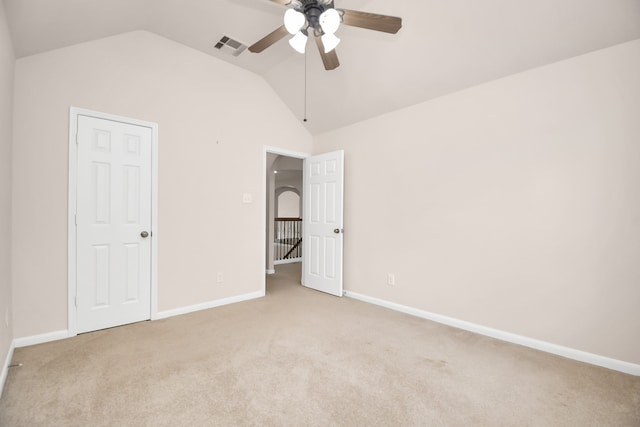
{"left": 141, "top": 231, "right": 149, "bottom": 238}
{"left": 334, "top": 228, "right": 342, "bottom": 234}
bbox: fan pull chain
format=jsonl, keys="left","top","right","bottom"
{"left": 303, "top": 48, "right": 308, "bottom": 123}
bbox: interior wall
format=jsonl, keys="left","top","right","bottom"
{"left": 0, "top": 0, "right": 14, "bottom": 376}
{"left": 11, "top": 31, "right": 312, "bottom": 338}
{"left": 314, "top": 39, "right": 640, "bottom": 365}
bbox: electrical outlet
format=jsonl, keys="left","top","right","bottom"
{"left": 387, "top": 273, "right": 395, "bottom": 286}
{"left": 216, "top": 272, "right": 224, "bottom": 283}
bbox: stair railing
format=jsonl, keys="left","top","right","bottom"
{"left": 274, "top": 217, "right": 302, "bottom": 262}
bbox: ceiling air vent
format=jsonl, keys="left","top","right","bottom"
{"left": 214, "top": 36, "right": 247, "bottom": 57}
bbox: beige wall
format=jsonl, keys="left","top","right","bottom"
{"left": 0, "top": 0, "right": 14, "bottom": 370}
{"left": 6, "top": 23, "right": 639, "bottom": 369}
{"left": 11, "top": 31, "right": 312, "bottom": 338}
{"left": 314, "top": 40, "right": 640, "bottom": 365}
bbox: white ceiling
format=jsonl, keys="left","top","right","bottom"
{"left": 4, "top": 0, "right": 640, "bottom": 134}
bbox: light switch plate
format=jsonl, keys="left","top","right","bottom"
{"left": 242, "top": 193, "right": 252, "bottom": 204}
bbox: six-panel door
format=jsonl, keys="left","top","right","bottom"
{"left": 303, "top": 150, "right": 344, "bottom": 297}
{"left": 76, "top": 115, "right": 152, "bottom": 333}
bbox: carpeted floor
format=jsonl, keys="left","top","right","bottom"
{"left": 1, "top": 263, "right": 639, "bottom": 426}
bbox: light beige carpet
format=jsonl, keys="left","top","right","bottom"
{"left": 1, "top": 263, "right": 639, "bottom": 426}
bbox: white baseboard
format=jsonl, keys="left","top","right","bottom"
{"left": 4, "top": 330, "right": 72, "bottom": 396}
{"left": 274, "top": 258, "right": 302, "bottom": 265}
{"left": 344, "top": 291, "right": 640, "bottom": 377}
{"left": 1, "top": 340, "right": 15, "bottom": 398}
{"left": 266, "top": 269, "right": 276, "bottom": 275}
{"left": 154, "top": 291, "right": 264, "bottom": 320}
{"left": 7, "top": 293, "right": 265, "bottom": 353}
{"left": 13, "top": 330, "right": 71, "bottom": 348}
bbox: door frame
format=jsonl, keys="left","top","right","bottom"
{"left": 67, "top": 107, "right": 159, "bottom": 336}
{"left": 262, "top": 146, "right": 309, "bottom": 294}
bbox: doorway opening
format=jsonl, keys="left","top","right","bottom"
{"left": 264, "top": 148, "right": 307, "bottom": 285}
{"left": 262, "top": 147, "right": 345, "bottom": 297}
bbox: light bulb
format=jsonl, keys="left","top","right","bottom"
{"left": 321, "top": 33, "right": 340, "bottom": 53}
{"left": 284, "top": 9, "right": 305, "bottom": 35}
{"left": 319, "top": 8, "right": 341, "bottom": 35}
{"left": 289, "top": 31, "right": 308, "bottom": 54}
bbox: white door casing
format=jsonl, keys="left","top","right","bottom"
{"left": 303, "top": 150, "right": 344, "bottom": 296}
{"left": 69, "top": 109, "right": 158, "bottom": 334}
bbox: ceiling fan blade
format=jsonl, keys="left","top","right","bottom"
{"left": 315, "top": 36, "right": 340, "bottom": 71}
{"left": 340, "top": 9, "right": 402, "bottom": 34}
{"left": 249, "top": 25, "right": 289, "bottom": 53}
{"left": 269, "top": 0, "right": 293, "bottom": 5}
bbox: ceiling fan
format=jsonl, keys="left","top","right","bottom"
{"left": 248, "top": 0, "right": 402, "bottom": 70}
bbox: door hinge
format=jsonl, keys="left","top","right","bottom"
{"left": 75, "top": 133, "right": 78, "bottom": 144}
{"left": 74, "top": 214, "right": 77, "bottom": 226}
{"left": 74, "top": 296, "right": 77, "bottom": 307}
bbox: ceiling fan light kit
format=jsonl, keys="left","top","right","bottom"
{"left": 319, "top": 8, "right": 341, "bottom": 35}
{"left": 284, "top": 9, "right": 305, "bottom": 34}
{"left": 249, "top": 0, "right": 402, "bottom": 71}
{"left": 285, "top": 3, "right": 340, "bottom": 54}
{"left": 289, "top": 30, "right": 308, "bottom": 53}
{"left": 321, "top": 33, "right": 340, "bottom": 53}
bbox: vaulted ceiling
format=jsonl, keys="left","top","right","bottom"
{"left": 4, "top": 0, "right": 640, "bottom": 134}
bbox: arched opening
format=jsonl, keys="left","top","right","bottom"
{"left": 273, "top": 187, "right": 302, "bottom": 263}
{"left": 276, "top": 188, "right": 300, "bottom": 218}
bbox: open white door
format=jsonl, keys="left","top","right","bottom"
{"left": 75, "top": 114, "right": 153, "bottom": 333}
{"left": 303, "top": 150, "right": 344, "bottom": 296}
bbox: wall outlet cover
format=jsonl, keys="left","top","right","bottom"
{"left": 387, "top": 274, "right": 396, "bottom": 286}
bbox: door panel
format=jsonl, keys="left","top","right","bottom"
{"left": 303, "top": 150, "right": 344, "bottom": 296}
{"left": 76, "top": 115, "right": 152, "bottom": 333}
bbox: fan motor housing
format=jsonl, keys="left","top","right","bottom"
{"left": 290, "top": 0, "right": 333, "bottom": 10}
{"left": 293, "top": 0, "right": 336, "bottom": 31}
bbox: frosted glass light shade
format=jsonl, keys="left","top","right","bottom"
{"left": 289, "top": 31, "right": 308, "bottom": 54}
{"left": 321, "top": 33, "right": 340, "bottom": 53}
{"left": 284, "top": 9, "right": 305, "bottom": 34}
{"left": 319, "top": 8, "right": 341, "bottom": 35}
